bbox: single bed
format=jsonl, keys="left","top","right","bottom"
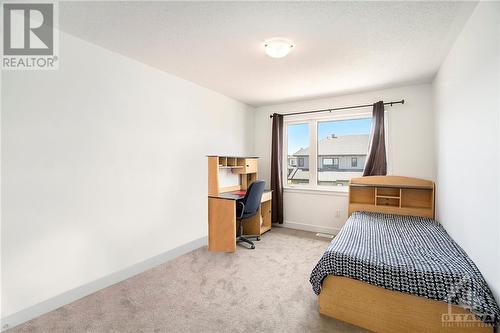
{"left": 310, "top": 176, "right": 499, "bottom": 333}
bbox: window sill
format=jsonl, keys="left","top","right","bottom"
{"left": 283, "top": 186, "right": 349, "bottom": 196}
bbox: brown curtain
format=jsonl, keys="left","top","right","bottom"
{"left": 363, "top": 101, "right": 387, "bottom": 176}
{"left": 271, "top": 113, "right": 284, "bottom": 224}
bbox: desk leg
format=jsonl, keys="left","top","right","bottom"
{"left": 208, "top": 198, "right": 236, "bottom": 252}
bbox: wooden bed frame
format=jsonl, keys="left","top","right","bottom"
{"left": 319, "top": 176, "right": 494, "bottom": 333}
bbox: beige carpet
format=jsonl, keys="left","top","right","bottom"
{"left": 8, "top": 228, "right": 368, "bottom": 333}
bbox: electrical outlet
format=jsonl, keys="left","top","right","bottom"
{"left": 335, "top": 209, "right": 341, "bottom": 218}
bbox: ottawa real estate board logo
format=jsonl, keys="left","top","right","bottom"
{"left": 2, "top": 2, "right": 59, "bottom": 70}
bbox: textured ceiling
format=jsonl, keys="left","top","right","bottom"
{"left": 59, "top": 1, "right": 476, "bottom": 106}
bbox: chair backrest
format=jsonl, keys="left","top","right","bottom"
{"left": 241, "top": 180, "right": 266, "bottom": 215}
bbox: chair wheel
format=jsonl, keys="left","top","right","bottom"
{"left": 256, "top": 237, "right": 260, "bottom": 241}
{"left": 251, "top": 245, "right": 255, "bottom": 249}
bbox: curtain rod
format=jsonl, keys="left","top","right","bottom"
{"left": 269, "top": 99, "right": 405, "bottom": 118}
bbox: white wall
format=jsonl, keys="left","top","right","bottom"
{"left": 432, "top": 2, "right": 500, "bottom": 301}
{"left": 1, "top": 30, "right": 254, "bottom": 319}
{"left": 254, "top": 84, "right": 435, "bottom": 234}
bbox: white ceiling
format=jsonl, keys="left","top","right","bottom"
{"left": 59, "top": 1, "right": 476, "bottom": 106}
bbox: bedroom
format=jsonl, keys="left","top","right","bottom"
{"left": 1, "top": 1, "right": 499, "bottom": 332}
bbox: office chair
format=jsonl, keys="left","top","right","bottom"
{"left": 236, "top": 180, "right": 266, "bottom": 249}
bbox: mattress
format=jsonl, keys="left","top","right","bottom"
{"left": 309, "top": 211, "right": 500, "bottom": 324}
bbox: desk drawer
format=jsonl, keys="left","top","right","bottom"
{"left": 232, "top": 158, "right": 258, "bottom": 174}
{"left": 244, "top": 158, "right": 258, "bottom": 173}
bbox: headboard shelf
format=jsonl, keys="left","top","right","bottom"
{"left": 350, "top": 176, "right": 434, "bottom": 189}
{"left": 349, "top": 176, "right": 435, "bottom": 219}
{"left": 350, "top": 183, "right": 433, "bottom": 189}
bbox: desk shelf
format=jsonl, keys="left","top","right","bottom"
{"left": 218, "top": 166, "right": 244, "bottom": 169}
{"left": 209, "top": 156, "right": 259, "bottom": 196}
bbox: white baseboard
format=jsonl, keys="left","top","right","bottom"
{"left": 274, "top": 220, "right": 341, "bottom": 235}
{"left": 1, "top": 236, "right": 208, "bottom": 332}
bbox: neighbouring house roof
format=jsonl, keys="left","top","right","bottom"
{"left": 293, "top": 134, "right": 369, "bottom": 156}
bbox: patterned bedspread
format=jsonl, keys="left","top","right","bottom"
{"left": 309, "top": 211, "right": 500, "bottom": 324}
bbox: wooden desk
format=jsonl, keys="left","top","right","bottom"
{"left": 208, "top": 190, "right": 272, "bottom": 252}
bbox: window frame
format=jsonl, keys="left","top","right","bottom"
{"left": 332, "top": 157, "right": 340, "bottom": 169}
{"left": 283, "top": 109, "right": 385, "bottom": 192}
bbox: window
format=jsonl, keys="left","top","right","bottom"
{"left": 285, "top": 114, "right": 373, "bottom": 190}
{"left": 323, "top": 158, "right": 333, "bottom": 166}
{"left": 286, "top": 123, "right": 309, "bottom": 185}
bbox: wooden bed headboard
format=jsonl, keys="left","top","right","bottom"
{"left": 348, "top": 176, "right": 435, "bottom": 219}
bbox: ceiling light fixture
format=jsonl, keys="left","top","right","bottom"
{"left": 264, "top": 38, "right": 294, "bottom": 58}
